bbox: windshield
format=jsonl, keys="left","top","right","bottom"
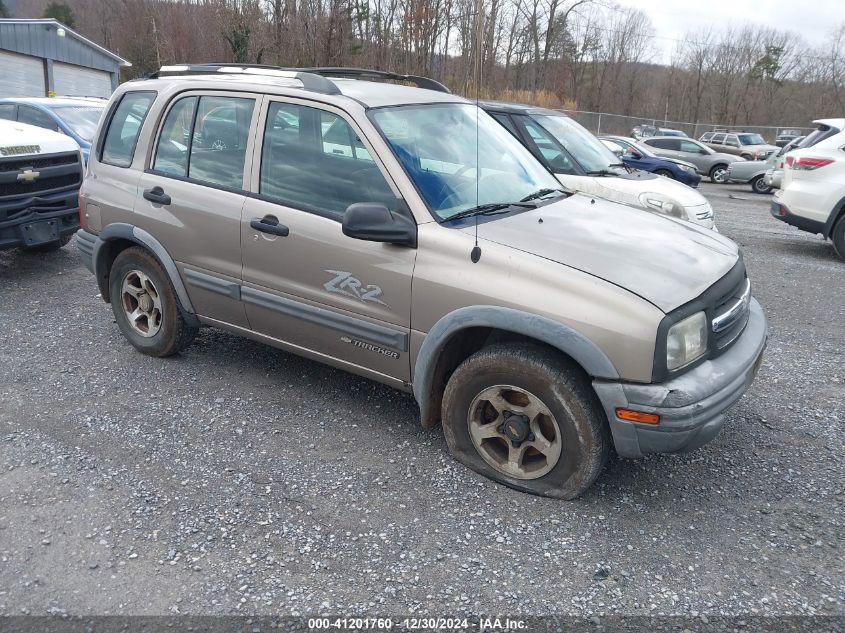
{"left": 50, "top": 105, "right": 104, "bottom": 142}
{"left": 737, "top": 133, "right": 766, "bottom": 146}
{"left": 532, "top": 115, "right": 621, "bottom": 173}
{"left": 371, "top": 104, "right": 559, "bottom": 221}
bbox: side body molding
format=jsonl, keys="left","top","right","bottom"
{"left": 92, "top": 223, "right": 199, "bottom": 325}
{"left": 413, "top": 305, "right": 620, "bottom": 427}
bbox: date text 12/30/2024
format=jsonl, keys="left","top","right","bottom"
{"left": 307, "top": 617, "right": 527, "bottom": 630}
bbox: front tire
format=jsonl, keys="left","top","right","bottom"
{"left": 750, "top": 175, "right": 772, "bottom": 194}
{"left": 832, "top": 214, "right": 845, "bottom": 260}
{"left": 654, "top": 169, "right": 675, "bottom": 179}
{"left": 710, "top": 164, "right": 729, "bottom": 184}
{"left": 441, "top": 343, "right": 610, "bottom": 499}
{"left": 109, "top": 247, "right": 198, "bottom": 357}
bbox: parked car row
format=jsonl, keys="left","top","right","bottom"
{"left": 2, "top": 66, "right": 838, "bottom": 501}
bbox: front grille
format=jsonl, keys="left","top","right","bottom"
{"left": 712, "top": 278, "right": 751, "bottom": 350}
{"left": 0, "top": 151, "right": 82, "bottom": 201}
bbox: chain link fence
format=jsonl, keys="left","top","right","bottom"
{"left": 559, "top": 110, "right": 815, "bottom": 144}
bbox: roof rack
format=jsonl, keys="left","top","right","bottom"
{"left": 302, "top": 67, "right": 451, "bottom": 94}
{"left": 151, "top": 64, "right": 342, "bottom": 96}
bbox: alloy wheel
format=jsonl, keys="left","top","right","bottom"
{"left": 467, "top": 385, "right": 562, "bottom": 480}
{"left": 120, "top": 270, "right": 163, "bottom": 338}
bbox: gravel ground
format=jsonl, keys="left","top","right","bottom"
{"left": 0, "top": 182, "right": 842, "bottom": 619}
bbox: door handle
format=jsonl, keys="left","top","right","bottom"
{"left": 250, "top": 215, "right": 289, "bottom": 237}
{"left": 143, "top": 186, "right": 171, "bottom": 206}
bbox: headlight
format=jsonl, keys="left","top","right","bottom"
{"left": 678, "top": 164, "right": 696, "bottom": 174}
{"left": 666, "top": 311, "right": 708, "bottom": 370}
{"left": 637, "top": 192, "right": 687, "bottom": 219}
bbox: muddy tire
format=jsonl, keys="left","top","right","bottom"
{"left": 109, "top": 247, "right": 198, "bottom": 357}
{"left": 441, "top": 343, "right": 610, "bottom": 500}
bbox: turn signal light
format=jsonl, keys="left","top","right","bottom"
{"left": 615, "top": 408, "right": 660, "bottom": 425}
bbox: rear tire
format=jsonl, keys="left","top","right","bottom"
{"left": 750, "top": 175, "right": 772, "bottom": 194}
{"left": 709, "top": 164, "right": 729, "bottom": 184}
{"left": 441, "top": 343, "right": 610, "bottom": 500}
{"left": 832, "top": 215, "right": 845, "bottom": 260}
{"left": 109, "top": 247, "right": 198, "bottom": 357}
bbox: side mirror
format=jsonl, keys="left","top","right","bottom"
{"left": 342, "top": 203, "right": 417, "bottom": 247}
{"left": 627, "top": 150, "right": 642, "bottom": 160}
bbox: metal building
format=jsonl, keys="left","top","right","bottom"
{"left": 0, "top": 19, "right": 130, "bottom": 98}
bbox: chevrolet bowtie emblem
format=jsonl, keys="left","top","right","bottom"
{"left": 17, "top": 169, "right": 40, "bottom": 183}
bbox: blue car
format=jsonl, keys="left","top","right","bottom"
{"left": 600, "top": 135, "right": 702, "bottom": 188}
{"left": 0, "top": 97, "right": 107, "bottom": 164}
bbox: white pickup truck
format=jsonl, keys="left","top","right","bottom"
{"left": 0, "top": 119, "right": 83, "bottom": 251}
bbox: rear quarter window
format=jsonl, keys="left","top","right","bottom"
{"left": 100, "top": 91, "right": 156, "bottom": 168}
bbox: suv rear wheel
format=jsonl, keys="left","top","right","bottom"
{"left": 109, "top": 247, "right": 198, "bottom": 357}
{"left": 441, "top": 343, "right": 609, "bottom": 499}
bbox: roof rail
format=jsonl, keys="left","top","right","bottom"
{"left": 303, "top": 67, "right": 451, "bottom": 94}
{"left": 151, "top": 64, "right": 342, "bottom": 96}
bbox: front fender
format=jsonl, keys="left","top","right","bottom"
{"left": 413, "top": 305, "right": 620, "bottom": 427}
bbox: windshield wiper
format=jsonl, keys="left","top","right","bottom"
{"left": 443, "top": 202, "right": 534, "bottom": 223}
{"left": 519, "top": 188, "right": 568, "bottom": 202}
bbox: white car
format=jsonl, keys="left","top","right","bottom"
{"left": 771, "top": 120, "right": 845, "bottom": 259}
{"left": 481, "top": 103, "right": 716, "bottom": 230}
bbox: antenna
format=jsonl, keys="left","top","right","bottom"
{"left": 470, "top": 0, "right": 483, "bottom": 264}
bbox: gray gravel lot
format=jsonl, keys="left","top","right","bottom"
{"left": 0, "top": 182, "right": 842, "bottom": 618}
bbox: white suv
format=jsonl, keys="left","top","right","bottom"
{"left": 771, "top": 119, "right": 845, "bottom": 259}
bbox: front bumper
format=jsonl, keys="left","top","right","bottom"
{"left": 593, "top": 298, "right": 767, "bottom": 458}
{"left": 0, "top": 205, "right": 80, "bottom": 250}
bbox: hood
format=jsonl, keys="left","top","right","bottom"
{"left": 0, "top": 120, "right": 80, "bottom": 156}
{"left": 572, "top": 171, "right": 707, "bottom": 208}
{"left": 470, "top": 194, "right": 739, "bottom": 312}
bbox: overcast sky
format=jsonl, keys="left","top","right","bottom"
{"left": 611, "top": 0, "right": 844, "bottom": 62}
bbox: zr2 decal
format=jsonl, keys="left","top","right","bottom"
{"left": 323, "top": 270, "right": 388, "bottom": 306}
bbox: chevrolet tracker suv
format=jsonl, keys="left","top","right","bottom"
{"left": 76, "top": 65, "right": 768, "bottom": 499}
{"left": 1, "top": 119, "right": 83, "bottom": 251}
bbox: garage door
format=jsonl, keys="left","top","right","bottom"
{"left": 0, "top": 51, "right": 45, "bottom": 97}
{"left": 54, "top": 62, "right": 113, "bottom": 98}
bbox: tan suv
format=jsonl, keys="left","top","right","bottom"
{"left": 76, "top": 65, "right": 768, "bottom": 499}
{"left": 700, "top": 131, "right": 778, "bottom": 161}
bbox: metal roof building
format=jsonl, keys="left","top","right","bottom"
{"left": 0, "top": 19, "right": 131, "bottom": 98}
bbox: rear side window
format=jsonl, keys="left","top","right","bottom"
{"left": 152, "top": 96, "right": 197, "bottom": 177}
{"left": 189, "top": 96, "right": 255, "bottom": 189}
{"left": 711, "top": 133, "right": 726, "bottom": 144}
{"left": 101, "top": 91, "right": 156, "bottom": 167}
{"left": 648, "top": 138, "right": 680, "bottom": 150}
{"left": 700, "top": 132, "right": 714, "bottom": 142}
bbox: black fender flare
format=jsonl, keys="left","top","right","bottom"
{"left": 412, "top": 305, "right": 620, "bottom": 426}
{"left": 92, "top": 223, "right": 199, "bottom": 325}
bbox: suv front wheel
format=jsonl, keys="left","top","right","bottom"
{"left": 442, "top": 343, "right": 609, "bottom": 499}
{"left": 109, "top": 247, "right": 198, "bottom": 357}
